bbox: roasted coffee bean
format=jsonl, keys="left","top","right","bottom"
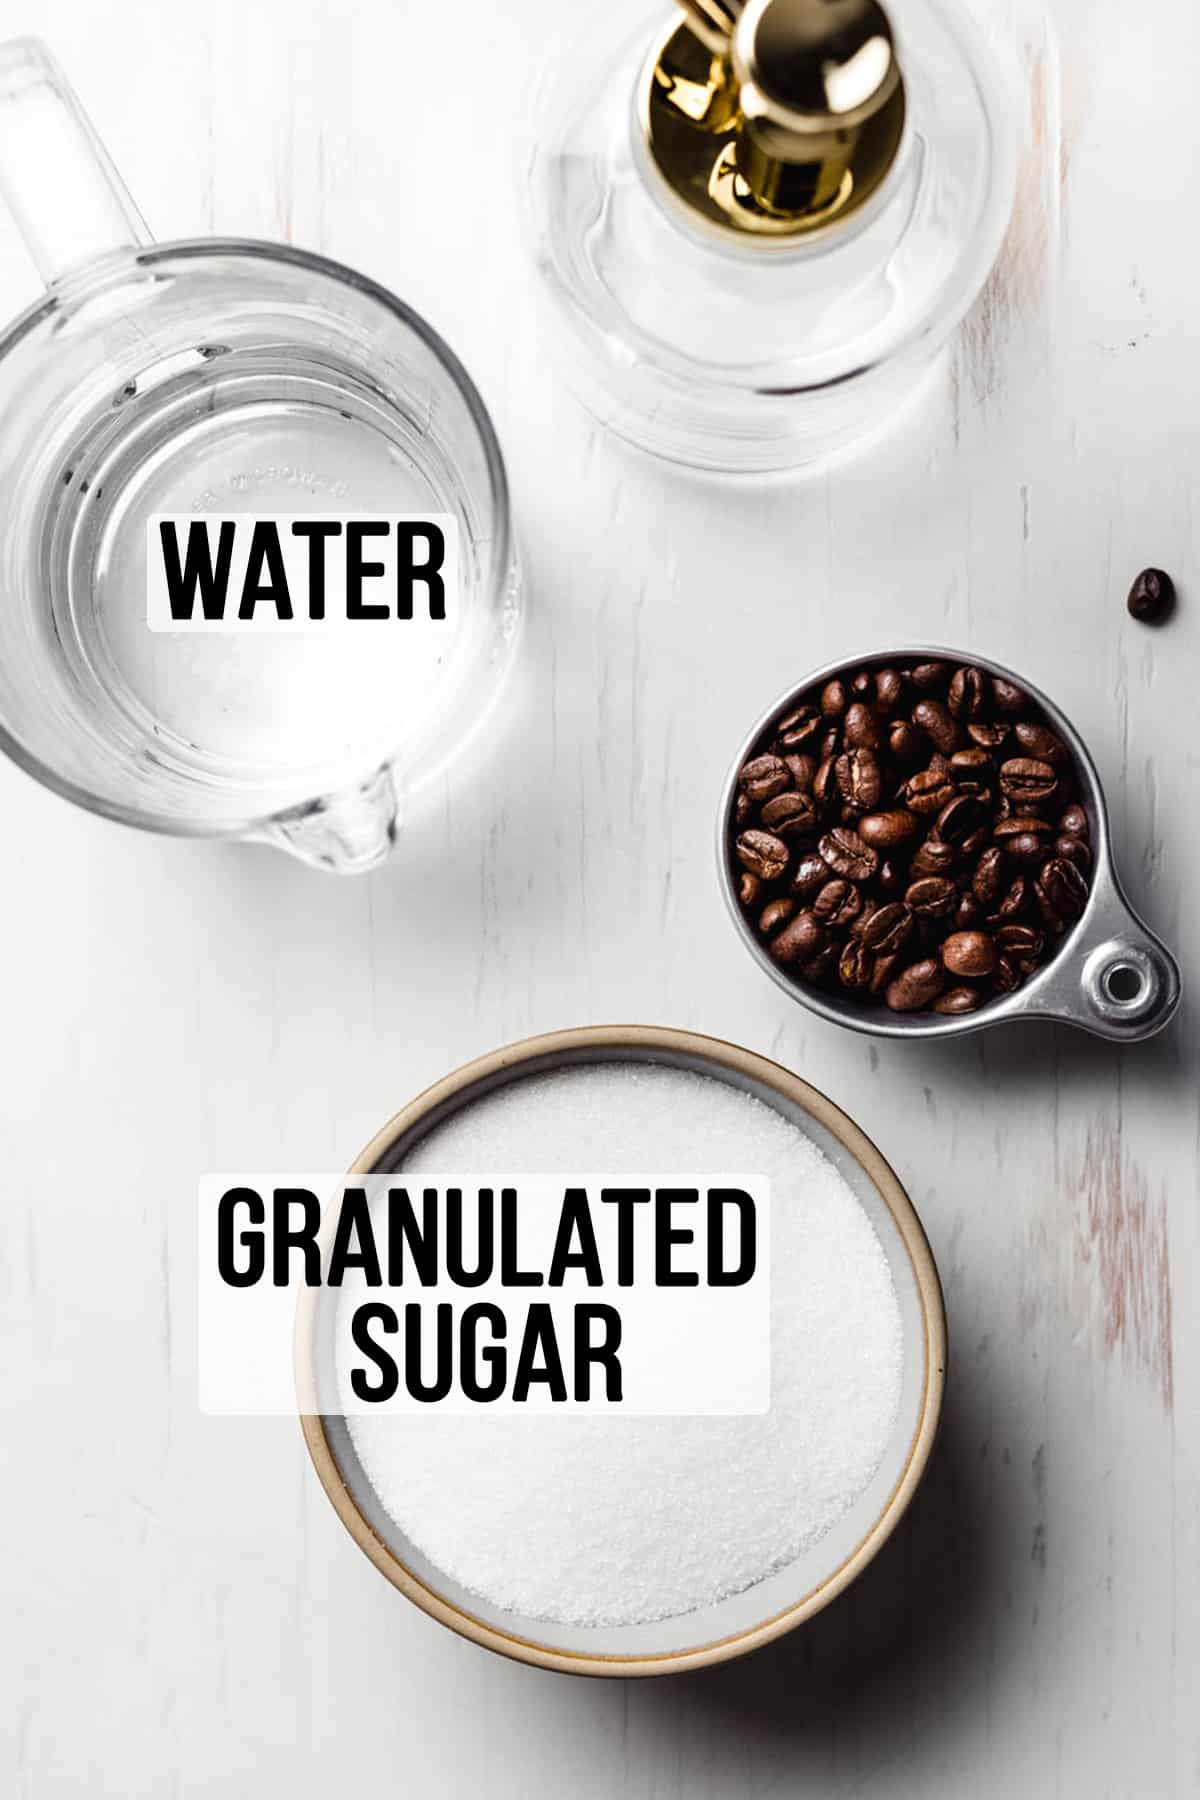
{"left": 948, "top": 666, "right": 988, "bottom": 719}
{"left": 843, "top": 702, "right": 881, "bottom": 750}
{"left": 990, "top": 876, "right": 1030, "bottom": 923}
{"left": 954, "top": 784, "right": 992, "bottom": 809}
{"left": 993, "top": 953, "right": 1021, "bottom": 993}
{"left": 991, "top": 677, "right": 1026, "bottom": 715}
{"left": 1127, "top": 566, "right": 1175, "bottom": 625}
{"left": 953, "top": 894, "right": 981, "bottom": 931}
{"left": 858, "top": 808, "right": 920, "bottom": 850}
{"left": 813, "top": 879, "right": 863, "bottom": 928}
{"left": 1006, "top": 831, "right": 1051, "bottom": 864}
{"left": 760, "top": 789, "right": 817, "bottom": 836}
{"left": 849, "top": 898, "right": 878, "bottom": 937}
{"left": 1054, "top": 833, "right": 1091, "bottom": 871}
{"left": 1013, "top": 721, "right": 1067, "bottom": 763}
{"left": 995, "top": 923, "right": 1043, "bottom": 957}
{"left": 835, "top": 747, "right": 882, "bottom": 811}
{"left": 860, "top": 902, "right": 914, "bottom": 955}
{"left": 950, "top": 747, "right": 993, "bottom": 777}
{"left": 932, "top": 793, "right": 985, "bottom": 845}
{"left": 784, "top": 752, "right": 818, "bottom": 791}
{"left": 994, "top": 813, "right": 1052, "bottom": 842}
{"left": 769, "top": 909, "right": 825, "bottom": 965}
{"left": 999, "top": 757, "right": 1058, "bottom": 803}
{"left": 1038, "top": 856, "right": 1089, "bottom": 925}
{"left": 904, "top": 768, "right": 956, "bottom": 814}
{"left": 934, "top": 985, "right": 984, "bottom": 1015}
{"left": 736, "top": 830, "right": 789, "bottom": 880}
{"left": 819, "top": 827, "right": 879, "bottom": 883}
{"left": 967, "top": 721, "right": 1009, "bottom": 749}
{"left": 812, "top": 754, "right": 839, "bottom": 814}
{"left": 758, "top": 898, "right": 796, "bottom": 935}
{"left": 906, "top": 875, "right": 958, "bottom": 918}
{"left": 912, "top": 698, "right": 958, "bottom": 754}
{"left": 942, "top": 929, "right": 996, "bottom": 977}
{"left": 776, "top": 706, "right": 822, "bottom": 750}
{"left": 889, "top": 720, "right": 923, "bottom": 763}
{"left": 885, "top": 958, "right": 945, "bottom": 1011}
{"left": 729, "top": 656, "right": 1093, "bottom": 1016}
{"left": 838, "top": 940, "right": 874, "bottom": 991}
{"left": 996, "top": 829, "right": 1050, "bottom": 866}
{"left": 909, "top": 837, "right": 957, "bottom": 879}
{"left": 790, "top": 850, "right": 830, "bottom": 897}
{"left": 876, "top": 667, "right": 905, "bottom": 710}
{"left": 739, "top": 753, "right": 789, "bottom": 803}
{"left": 972, "top": 846, "right": 1007, "bottom": 905}
{"left": 869, "top": 952, "right": 899, "bottom": 996}
{"left": 801, "top": 942, "right": 840, "bottom": 984}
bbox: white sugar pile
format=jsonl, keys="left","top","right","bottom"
{"left": 341, "top": 1063, "right": 903, "bottom": 1628}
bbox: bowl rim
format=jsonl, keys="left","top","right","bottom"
{"left": 297, "top": 1023, "right": 947, "bottom": 1677}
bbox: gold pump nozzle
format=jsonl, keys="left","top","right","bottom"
{"left": 642, "top": 0, "right": 906, "bottom": 239}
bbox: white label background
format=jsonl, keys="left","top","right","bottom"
{"left": 198, "top": 1174, "right": 770, "bottom": 1417}
{"left": 146, "top": 514, "right": 458, "bottom": 633}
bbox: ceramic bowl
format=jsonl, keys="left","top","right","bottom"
{"left": 298, "top": 1025, "right": 946, "bottom": 1676}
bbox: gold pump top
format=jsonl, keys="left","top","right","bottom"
{"left": 641, "top": 0, "right": 906, "bottom": 241}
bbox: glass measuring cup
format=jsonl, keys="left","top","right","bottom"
{"left": 0, "top": 39, "right": 520, "bottom": 871}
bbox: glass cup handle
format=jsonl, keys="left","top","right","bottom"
{"left": 0, "top": 36, "right": 151, "bottom": 286}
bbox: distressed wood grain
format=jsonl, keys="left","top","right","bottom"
{"left": 0, "top": 0, "right": 1196, "bottom": 1795}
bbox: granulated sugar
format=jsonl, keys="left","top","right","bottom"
{"left": 342, "top": 1063, "right": 903, "bottom": 1628}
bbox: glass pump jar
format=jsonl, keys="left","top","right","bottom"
{"left": 0, "top": 39, "right": 520, "bottom": 872}
{"left": 529, "top": 0, "right": 1024, "bottom": 472}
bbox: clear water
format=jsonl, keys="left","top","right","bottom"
{"left": 47, "top": 350, "right": 471, "bottom": 805}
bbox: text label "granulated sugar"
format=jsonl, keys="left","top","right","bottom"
{"left": 198, "top": 1174, "right": 771, "bottom": 1417}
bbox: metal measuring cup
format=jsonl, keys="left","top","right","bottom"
{"left": 717, "top": 648, "right": 1181, "bottom": 1041}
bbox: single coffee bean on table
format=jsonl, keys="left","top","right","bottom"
{"left": 1126, "top": 566, "right": 1175, "bottom": 625}
{"left": 729, "top": 658, "right": 1094, "bottom": 1018}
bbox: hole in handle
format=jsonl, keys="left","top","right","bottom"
{"left": 1104, "top": 962, "right": 1145, "bottom": 1004}
{"left": 1081, "top": 938, "right": 1178, "bottom": 1035}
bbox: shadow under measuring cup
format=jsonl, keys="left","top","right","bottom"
{"left": 0, "top": 39, "right": 520, "bottom": 871}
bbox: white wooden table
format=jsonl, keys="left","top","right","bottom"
{"left": 1, "top": 0, "right": 1196, "bottom": 1793}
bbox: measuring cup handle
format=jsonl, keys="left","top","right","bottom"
{"left": 1072, "top": 925, "right": 1181, "bottom": 1040}
{"left": 0, "top": 37, "right": 151, "bottom": 286}
{"left": 1014, "top": 864, "right": 1181, "bottom": 1042}
{"left": 265, "top": 767, "right": 402, "bottom": 875}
